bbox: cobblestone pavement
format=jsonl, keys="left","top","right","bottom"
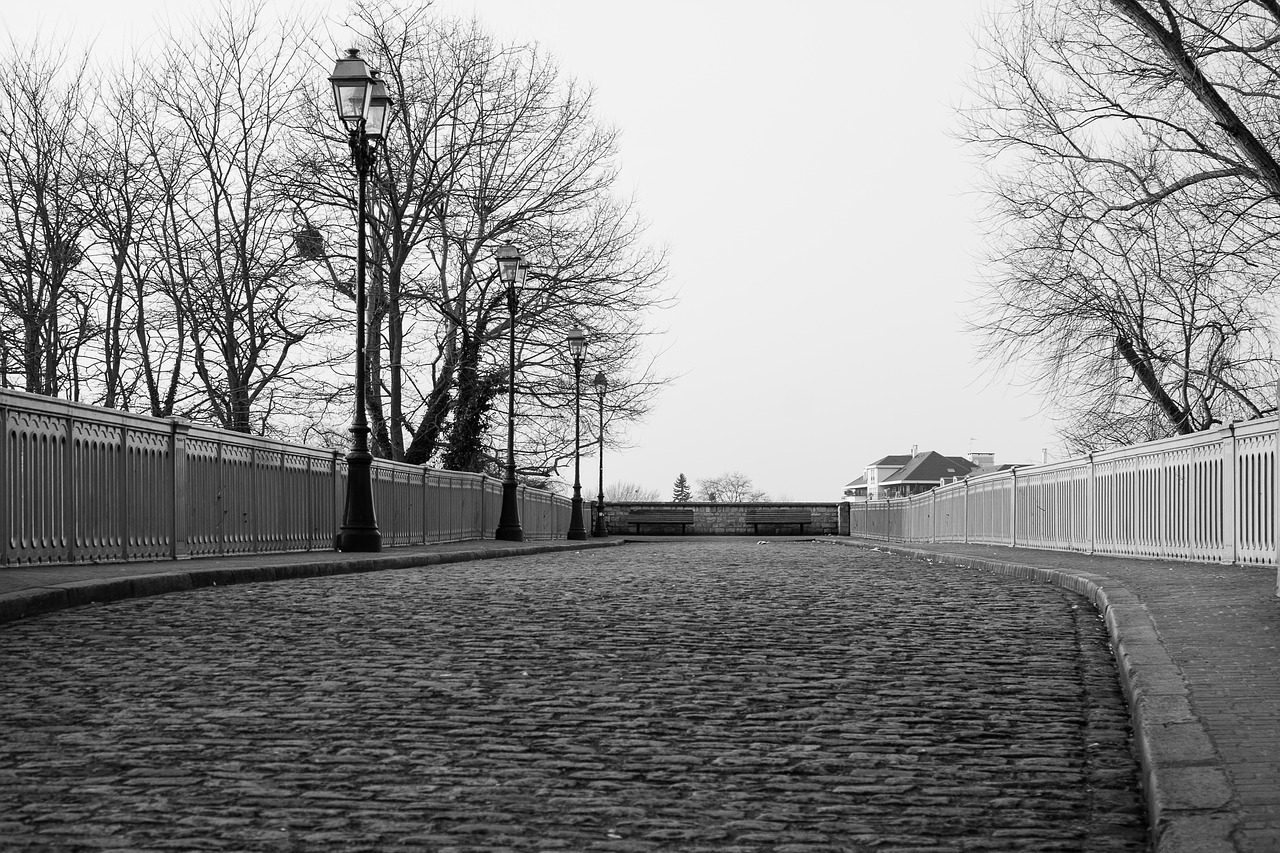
{"left": 0, "top": 540, "right": 1148, "bottom": 852}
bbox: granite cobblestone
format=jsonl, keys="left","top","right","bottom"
{"left": 0, "top": 541, "right": 1147, "bottom": 851}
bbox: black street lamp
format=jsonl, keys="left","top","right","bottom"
{"left": 495, "top": 244, "right": 527, "bottom": 541}
{"left": 330, "top": 49, "right": 391, "bottom": 553}
{"left": 592, "top": 371, "right": 608, "bottom": 537}
{"left": 566, "top": 329, "right": 588, "bottom": 540}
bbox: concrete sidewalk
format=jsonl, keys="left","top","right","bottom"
{"left": 824, "top": 538, "right": 1279, "bottom": 853}
{"left": 0, "top": 538, "right": 626, "bottom": 626}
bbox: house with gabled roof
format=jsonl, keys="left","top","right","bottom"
{"left": 843, "top": 450, "right": 986, "bottom": 501}
{"left": 878, "top": 451, "right": 979, "bottom": 498}
{"left": 842, "top": 454, "right": 911, "bottom": 501}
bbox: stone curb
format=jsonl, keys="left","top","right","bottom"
{"left": 0, "top": 539, "right": 626, "bottom": 628}
{"left": 822, "top": 539, "right": 1241, "bottom": 853}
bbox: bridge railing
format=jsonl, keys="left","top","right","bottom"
{"left": 1, "top": 388, "right": 570, "bottom": 566}
{"left": 847, "top": 417, "right": 1278, "bottom": 567}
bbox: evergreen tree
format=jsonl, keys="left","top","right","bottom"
{"left": 672, "top": 473, "right": 692, "bottom": 502}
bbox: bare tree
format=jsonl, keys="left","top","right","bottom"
{"left": 80, "top": 59, "right": 193, "bottom": 416}
{"left": 0, "top": 38, "right": 96, "bottom": 397}
{"left": 696, "top": 472, "right": 769, "bottom": 503}
{"left": 1, "top": 1, "right": 671, "bottom": 464}
{"left": 607, "top": 480, "right": 662, "bottom": 502}
{"left": 145, "top": 1, "right": 338, "bottom": 432}
{"left": 310, "top": 3, "right": 672, "bottom": 473}
{"left": 962, "top": 0, "right": 1280, "bottom": 446}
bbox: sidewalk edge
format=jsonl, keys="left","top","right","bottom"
{"left": 0, "top": 540, "right": 627, "bottom": 628}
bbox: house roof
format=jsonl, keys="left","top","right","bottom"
{"left": 880, "top": 451, "right": 978, "bottom": 485}
{"left": 871, "top": 455, "right": 912, "bottom": 468}
{"left": 844, "top": 475, "right": 868, "bottom": 488}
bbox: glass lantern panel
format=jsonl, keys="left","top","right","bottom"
{"left": 365, "top": 103, "right": 388, "bottom": 139}
{"left": 335, "top": 83, "right": 369, "bottom": 121}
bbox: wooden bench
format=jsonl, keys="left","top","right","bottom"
{"left": 625, "top": 509, "right": 696, "bottom": 534}
{"left": 744, "top": 509, "right": 811, "bottom": 534}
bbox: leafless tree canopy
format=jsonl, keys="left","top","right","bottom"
{"left": 962, "top": 0, "right": 1280, "bottom": 451}
{"left": 696, "top": 472, "right": 769, "bottom": 503}
{"left": 0, "top": 40, "right": 96, "bottom": 397}
{"left": 0, "top": 0, "right": 672, "bottom": 475}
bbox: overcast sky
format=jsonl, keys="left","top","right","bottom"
{"left": 4, "top": 0, "right": 1055, "bottom": 501}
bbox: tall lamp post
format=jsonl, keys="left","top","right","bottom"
{"left": 495, "top": 245, "right": 527, "bottom": 541}
{"left": 566, "top": 329, "right": 589, "bottom": 540}
{"left": 591, "top": 371, "right": 608, "bottom": 537}
{"left": 330, "top": 49, "right": 391, "bottom": 553}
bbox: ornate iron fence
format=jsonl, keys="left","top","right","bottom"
{"left": 1, "top": 389, "right": 570, "bottom": 566}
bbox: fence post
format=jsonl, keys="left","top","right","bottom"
{"left": 963, "top": 478, "right": 970, "bottom": 545}
{"left": 1087, "top": 452, "right": 1096, "bottom": 555}
{"left": 1158, "top": 445, "right": 1169, "bottom": 560}
{"left": 1223, "top": 422, "right": 1236, "bottom": 565}
{"left": 119, "top": 422, "right": 131, "bottom": 562}
{"left": 249, "top": 445, "right": 259, "bottom": 552}
{"left": 331, "top": 450, "right": 343, "bottom": 548}
{"left": 1010, "top": 467, "right": 1018, "bottom": 548}
{"left": 278, "top": 448, "right": 286, "bottom": 551}
{"left": 0, "top": 393, "right": 7, "bottom": 566}
{"left": 68, "top": 407, "right": 80, "bottom": 564}
{"left": 169, "top": 419, "right": 190, "bottom": 560}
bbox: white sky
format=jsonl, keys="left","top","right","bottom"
{"left": 3, "top": 0, "right": 1058, "bottom": 502}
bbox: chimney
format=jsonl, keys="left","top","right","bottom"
{"left": 971, "top": 452, "right": 995, "bottom": 468}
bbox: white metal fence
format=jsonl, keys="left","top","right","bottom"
{"left": 1, "top": 389, "right": 571, "bottom": 566}
{"left": 846, "top": 416, "right": 1280, "bottom": 569}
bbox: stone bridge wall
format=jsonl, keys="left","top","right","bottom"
{"left": 600, "top": 501, "right": 841, "bottom": 536}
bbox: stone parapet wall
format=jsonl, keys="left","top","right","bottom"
{"left": 601, "top": 502, "right": 841, "bottom": 536}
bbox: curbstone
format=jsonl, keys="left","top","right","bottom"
{"left": 189, "top": 567, "right": 279, "bottom": 588}
{"left": 265, "top": 563, "right": 324, "bottom": 581}
{"left": 130, "top": 572, "right": 193, "bottom": 599}
{"left": 1139, "top": 720, "right": 1220, "bottom": 767}
{"left": 1138, "top": 692, "right": 1198, "bottom": 725}
{"left": 0, "top": 592, "right": 27, "bottom": 623}
{"left": 53, "top": 578, "right": 137, "bottom": 608}
{"left": 1154, "top": 766, "right": 1234, "bottom": 812}
{"left": 0, "top": 539, "right": 628, "bottom": 627}
{"left": 1155, "top": 813, "right": 1239, "bottom": 853}
{"left": 0, "top": 588, "right": 69, "bottom": 622}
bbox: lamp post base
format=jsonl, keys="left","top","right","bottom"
{"left": 592, "top": 502, "right": 609, "bottom": 537}
{"left": 335, "top": 445, "right": 381, "bottom": 552}
{"left": 495, "top": 478, "right": 524, "bottom": 541}
{"left": 568, "top": 492, "right": 588, "bottom": 540}
{"left": 334, "top": 528, "right": 382, "bottom": 552}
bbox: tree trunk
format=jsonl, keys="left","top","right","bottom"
{"left": 365, "top": 243, "right": 392, "bottom": 459}
{"left": 1116, "top": 334, "right": 1194, "bottom": 435}
{"left": 441, "top": 336, "right": 496, "bottom": 472}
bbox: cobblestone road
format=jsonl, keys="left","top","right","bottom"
{"left": 0, "top": 541, "right": 1148, "bottom": 852}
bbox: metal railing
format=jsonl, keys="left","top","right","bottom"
{"left": 847, "top": 417, "right": 1279, "bottom": 568}
{"left": 1, "top": 389, "right": 571, "bottom": 566}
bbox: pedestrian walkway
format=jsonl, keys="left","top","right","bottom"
{"left": 1, "top": 535, "right": 1275, "bottom": 852}
{"left": 0, "top": 538, "right": 626, "bottom": 625}
{"left": 824, "top": 537, "right": 1279, "bottom": 853}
